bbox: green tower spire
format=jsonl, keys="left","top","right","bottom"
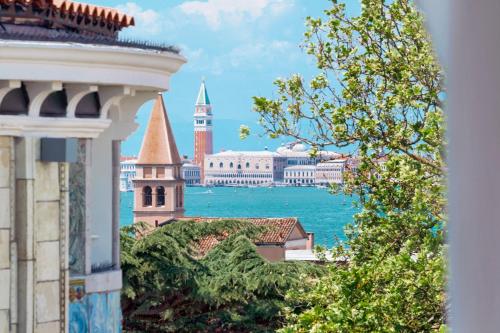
{"left": 196, "top": 79, "right": 211, "bottom": 106}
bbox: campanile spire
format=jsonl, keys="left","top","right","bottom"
{"left": 133, "top": 94, "right": 185, "bottom": 227}
{"left": 193, "top": 79, "right": 213, "bottom": 183}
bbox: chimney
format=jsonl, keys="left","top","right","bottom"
{"left": 306, "top": 232, "right": 315, "bottom": 250}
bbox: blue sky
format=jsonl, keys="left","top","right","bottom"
{"left": 91, "top": 0, "right": 360, "bottom": 158}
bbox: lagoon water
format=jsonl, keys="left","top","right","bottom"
{"left": 120, "top": 187, "right": 358, "bottom": 248}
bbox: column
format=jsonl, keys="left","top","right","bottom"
{"left": 15, "top": 137, "right": 36, "bottom": 333}
{"left": 0, "top": 137, "right": 13, "bottom": 333}
{"left": 112, "top": 140, "right": 121, "bottom": 269}
{"left": 34, "top": 152, "right": 63, "bottom": 331}
{"left": 445, "top": 1, "right": 500, "bottom": 332}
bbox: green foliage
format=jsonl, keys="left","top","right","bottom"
{"left": 121, "top": 220, "right": 323, "bottom": 332}
{"left": 253, "top": 0, "right": 447, "bottom": 331}
{"left": 239, "top": 125, "right": 251, "bottom": 140}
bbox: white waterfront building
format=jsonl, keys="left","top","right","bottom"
{"left": 204, "top": 150, "right": 287, "bottom": 186}
{"left": 284, "top": 165, "right": 317, "bottom": 186}
{"left": 315, "top": 159, "right": 347, "bottom": 185}
{"left": 203, "top": 142, "right": 344, "bottom": 187}
{"left": 120, "top": 158, "right": 137, "bottom": 192}
{"left": 182, "top": 162, "right": 201, "bottom": 185}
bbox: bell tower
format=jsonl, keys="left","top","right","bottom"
{"left": 133, "top": 94, "right": 185, "bottom": 228}
{"left": 194, "top": 79, "right": 213, "bottom": 183}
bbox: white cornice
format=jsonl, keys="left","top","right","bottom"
{"left": 0, "top": 115, "right": 111, "bottom": 138}
{"left": 0, "top": 41, "right": 187, "bottom": 90}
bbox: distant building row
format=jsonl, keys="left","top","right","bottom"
{"left": 121, "top": 145, "right": 357, "bottom": 191}
{"left": 203, "top": 143, "right": 358, "bottom": 187}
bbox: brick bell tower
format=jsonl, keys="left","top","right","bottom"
{"left": 194, "top": 79, "right": 213, "bottom": 183}
{"left": 133, "top": 94, "right": 185, "bottom": 228}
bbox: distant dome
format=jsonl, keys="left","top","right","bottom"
{"left": 292, "top": 143, "right": 307, "bottom": 152}
{"left": 276, "top": 146, "right": 288, "bottom": 154}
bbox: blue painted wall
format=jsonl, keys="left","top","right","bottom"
{"left": 70, "top": 285, "right": 122, "bottom": 333}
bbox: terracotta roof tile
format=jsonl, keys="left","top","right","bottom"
{"left": 178, "top": 217, "right": 307, "bottom": 257}
{"left": 1, "top": 0, "right": 135, "bottom": 29}
{"left": 137, "top": 94, "right": 182, "bottom": 165}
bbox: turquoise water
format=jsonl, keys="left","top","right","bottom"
{"left": 120, "top": 187, "right": 358, "bottom": 248}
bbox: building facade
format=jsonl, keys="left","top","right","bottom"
{"left": 193, "top": 81, "right": 213, "bottom": 183}
{"left": 120, "top": 157, "right": 137, "bottom": 192}
{"left": 0, "top": 1, "right": 186, "bottom": 331}
{"left": 204, "top": 150, "right": 287, "bottom": 186}
{"left": 133, "top": 95, "right": 185, "bottom": 228}
{"left": 315, "top": 159, "right": 347, "bottom": 185}
{"left": 284, "top": 165, "right": 317, "bottom": 186}
{"left": 181, "top": 162, "right": 201, "bottom": 185}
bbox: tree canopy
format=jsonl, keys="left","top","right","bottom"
{"left": 121, "top": 220, "right": 323, "bottom": 332}
{"left": 249, "top": 0, "right": 447, "bottom": 331}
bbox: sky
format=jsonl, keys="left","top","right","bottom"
{"left": 90, "top": 0, "right": 360, "bottom": 158}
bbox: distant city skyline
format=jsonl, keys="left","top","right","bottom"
{"left": 84, "top": 0, "right": 361, "bottom": 157}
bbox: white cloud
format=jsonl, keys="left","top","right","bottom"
{"left": 228, "top": 40, "right": 297, "bottom": 69}
{"left": 117, "top": 3, "right": 161, "bottom": 35}
{"left": 179, "top": 40, "right": 298, "bottom": 75}
{"left": 178, "top": 0, "right": 293, "bottom": 30}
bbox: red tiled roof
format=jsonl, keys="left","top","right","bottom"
{"left": 0, "top": 0, "right": 135, "bottom": 29}
{"left": 137, "top": 95, "right": 182, "bottom": 165}
{"left": 179, "top": 217, "right": 307, "bottom": 257}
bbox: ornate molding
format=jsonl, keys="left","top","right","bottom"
{"left": 0, "top": 41, "right": 186, "bottom": 91}
{"left": 59, "top": 162, "right": 69, "bottom": 333}
{"left": 99, "top": 86, "right": 134, "bottom": 120}
{"left": 0, "top": 115, "right": 111, "bottom": 138}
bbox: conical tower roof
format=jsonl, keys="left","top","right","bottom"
{"left": 196, "top": 80, "right": 211, "bottom": 105}
{"left": 137, "top": 94, "right": 181, "bottom": 165}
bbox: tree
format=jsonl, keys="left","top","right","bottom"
{"left": 250, "top": 0, "right": 447, "bottom": 331}
{"left": 121, "top": 220, "right": 323, "bottom": 332}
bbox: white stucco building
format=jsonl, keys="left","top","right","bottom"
{"left": 182, "top": 162, "right": 201, "bottom": 185}
{"left": 315, "top": 159, "right": 347, "bottom": 185}
{"left": 203, "top": 142, "right": 343, "bottom": 187}
{"left": 203, "top": 141, "right": 342, "bottom": 186}
{"left": 0, "top": 1, "right": 186, "bottom": 332}
{"left": 284, "top": 165, "right": 317, "bottom": 186}
{"left": 204, "top": 150, "right": 287, "bottom": 186}
{"left": 120, "top": 157, "right": 137, "bottom": 192}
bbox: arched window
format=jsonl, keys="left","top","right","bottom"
{"left": 246, "top": 162, "right": 250, "bottom": 168}
{"left": 40, "top": 90, "right": 68, "bottom": 117}
{"left": 156, "top": 186, "right": 165, "bottom": 206}
{"left": 143, "top": 186, "right": 152, "bottom": 206}
{"left": 237, "top": 164, "right": 242, "bottom": 170}
{"left": 256, "top": 164, "right": 260, "bottom": 170}
{"left": 230, "top": 162, "right": 234, "bottom": 168}
{"left": 219, "top": 162, "right": 224, "bottom": 168}
{"left": 210, "top": 162, "right": 214, "bottom": 168}
{"left": 0, "top": 84, "right": 29, "bottom": 115}
{"left": 76, "top": 92, "right": 101, "bottom": 118}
